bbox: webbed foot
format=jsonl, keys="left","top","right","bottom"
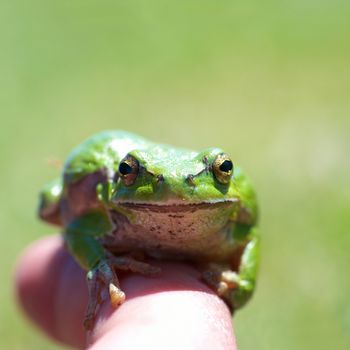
{"left": 83, "top": 256, "right": 160, "bottom": 330}
{"left": 202, "top": 264, "right": 254, "bottom": 311}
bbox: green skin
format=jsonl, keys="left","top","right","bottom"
{"left": 39, "top": 130, "right": 259, "bottom": 329}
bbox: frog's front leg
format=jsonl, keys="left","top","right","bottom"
{"left": 202, "top": 229, "right": 259, "bottom": 310}
{"left": 65, "top": 210, "right": 160, "bottom": 330}
{"left": 84, "top": 257, "right": 161, "bottom": 330}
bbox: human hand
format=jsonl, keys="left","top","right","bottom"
{"left": 15, "top": 235, "right": 236, "bottom": 349}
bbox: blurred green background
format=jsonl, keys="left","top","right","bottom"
{"left": 1, "top": 0, "right": 349, "bottom": 349}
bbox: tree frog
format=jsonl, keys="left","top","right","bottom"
{"left": 38, "top": 131, "right": 259, "bottom": 330}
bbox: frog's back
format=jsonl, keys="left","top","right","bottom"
{"left": 64, "top": 130, "right": 151, "bottom": 184}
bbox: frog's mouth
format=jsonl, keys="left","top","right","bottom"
{"left": 107, "top": 198, "right": 238, "bottom": 259}
{"left": 114, "top": 199, "right": 238, "bottom": 212}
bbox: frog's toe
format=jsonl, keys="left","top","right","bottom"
{"left": 202, "top": 265, "right": 238, "bottom": 291}
{"left": 83, "top": 314, "right": 95, "bottom": 331}
{"left": 95, "top": 260, "right": 126, "bottom": 308}
{"left": 202, "top": 265, "right": 252, "bottom": 310}
{"left": 109, "top": 282, "right": 126, "bottom": 307}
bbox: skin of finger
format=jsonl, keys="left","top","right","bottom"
{"left": 15, "top": 235, "right": 87, "bottom": 348}
{"left": 89, "top": 270, "right": 237, "bottom": 350}
{"left": 15, "top": 235, "right": 236, "bottom": 350}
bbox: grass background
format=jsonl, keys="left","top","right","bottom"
{"left": 0, "top": 1, "right": 349, "bottom": 349}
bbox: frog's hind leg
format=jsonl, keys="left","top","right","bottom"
{"left": 38, "top": 178, "right": 63, "bottom": 226}
{"left": 202, "top": 234, "right": 259, "bottom": 310}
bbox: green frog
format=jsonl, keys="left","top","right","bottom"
{"left": 38, "top": 130, "right": 259, "bottom": 330}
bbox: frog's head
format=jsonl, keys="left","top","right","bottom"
{"left": 110, "top": 146, "right": 246, "bottom": 250}
{"left": 111, "top": 146, "right": 240, "bottom": 207}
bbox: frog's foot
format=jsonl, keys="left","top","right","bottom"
{"left": 202, "top": 264, "right": 253, "bottom": 311}
{"left": 108, "top": 255, "right": 161, "bottom": 275}
{"left": 83, "top": 257, "right": 160, "bottom": 330}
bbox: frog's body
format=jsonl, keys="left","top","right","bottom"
{"left": 39, "top": 131, "right": 259, "bottom": 329}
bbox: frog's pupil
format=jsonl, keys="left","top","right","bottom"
{"left": 219, "top": 160, "right": 233, "bottom": 172}
{"left": 119, "top": 162, "right": 133, "bottom": 175}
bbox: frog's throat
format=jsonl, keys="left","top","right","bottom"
{"left": 114, "top": 199, "right": 238, "bottom": 212}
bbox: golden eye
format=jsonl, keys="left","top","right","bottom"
{"left": 212, "top": 153, "right": 233, "bottom": 184}
{"left": 118, "top": 155, "right": 139, "bottom": 186}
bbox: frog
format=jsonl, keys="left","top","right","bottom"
{"left": 38, "top": 130, "right": 259, "bottom": 330}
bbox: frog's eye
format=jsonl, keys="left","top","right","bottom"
{"left": 118, "top": 155, "right": 139, "bottom": 186}
{"left": 212, "top": 153, "right": 233, "bottom": 184}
